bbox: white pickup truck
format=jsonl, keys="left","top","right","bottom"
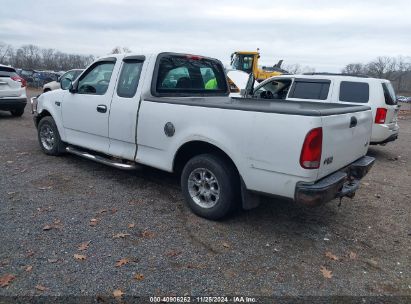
{"left": 32, "top": 52, "right": 375, "bottom": 220}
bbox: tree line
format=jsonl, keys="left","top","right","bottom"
{"left": 0, "top": 41, "right": 95, "bottom": 71}
{"left": 342, "top": 56, "right": 411, "bottom": 93}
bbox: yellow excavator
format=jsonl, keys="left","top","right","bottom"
{"left": 230, "top": 49, "right": 286, "bottom": 82}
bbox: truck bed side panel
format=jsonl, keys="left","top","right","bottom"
{"left": 136, "top": 99, "right": 321, "bottom": 199}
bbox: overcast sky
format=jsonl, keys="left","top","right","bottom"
{"left": 1, "top": 0, "right": 410, "bottom": 71}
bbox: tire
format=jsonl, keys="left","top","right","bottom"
{"left": 37, "top": 116, "right": 65, "bottom": 156}
{"left": 10, "top": 108, "right": 24, "bottom": 117}
{"left": 181, "top": 153, "right": 239, "bottom": 220}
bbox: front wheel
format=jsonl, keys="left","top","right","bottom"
{"left": 181, "top": 154, "right": 239, "bottom": 220}
{"left": 37, "top": 116, "right": 65, "bottom": 156}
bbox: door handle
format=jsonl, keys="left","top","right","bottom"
{"left": 96, "top": 105, "right": 107, "bottom": 113}
{"left": 350, "top": 116, "right": 357, "bottom": 128}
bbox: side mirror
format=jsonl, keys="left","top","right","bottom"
{"left": 57, "top": 76, "right": 61, "bottom": 83}
{"left": 60, "top": 78, "right": 72, "bottom": 90}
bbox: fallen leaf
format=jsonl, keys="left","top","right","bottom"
{"left": 320, "top": 266, "right": 333, "bottom": 279}
{"left": 222, "top": 242, "right": 230, "bottom": 248}
{"left": 115, "top": 258, "right": 129, "bottom": 267}
{"left": 78, "top": 241, "right": 91, "bottom": 251}
{"left": 134, "top": 273, "right": 144, "bottom": 281}
{"left": 26, "top": 250, "right": 35, "bottom": 257}
{"left": 113, "top": 233, "right": 130, "bottom": 239}
{"left": 74, "top": 254, "right": 87, "bottom": 261}
{"left": 25, "top": 265, "right": 33, "bottom": 272}
{"left": 0, "top": 274, "right": 15, "bottom": 287}
{"left": 89, "top": 218, "right": 98, "bottom": 226}
{"left": 325, "top": 251, "right": 339, "bottom": 261}
{"left": 364, "top": 258, "right": 379, "bottom": 269}
{"left": 111, "top": 208, "right": 118, "bottom": 214}
{"left": 42, "top": 225, "right": 52, "bottom": 231}
{"left": 38, "top": 186, "right": 52, "bottom": 190}
{"left": 362, "top": 182, "right": 370, "bottom": 186}
{"left": 349, "top": 251, "right": 358, "bottom": 260}
{"left": 374, "top": 194, "right": 381, "bottom": 198}
{"left": 141, "top": 230, "right": 155, "bottom": 238}
{"left": 113, "top": 289, "right": 124, "bottom": 298}
{"left": 128, "top": 223, "right": 135, "bottom": 229}
{"left": 165, "top": 250, "right": 182, "bottom": 257}
{"left": 17, "top": 152, "right": 29, "bottom": 156}
{"left": 98, "top": 209, "right": 107, "bottom": 214}
{"left": 35, "top": 285, "right": 47, "bottom": 291}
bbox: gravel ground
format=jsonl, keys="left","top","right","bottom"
{"left": 0, "top": 89, "right": 410, "bottom": 301}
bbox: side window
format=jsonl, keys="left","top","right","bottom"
{"left": 62, "top": 71, "right": 75, "bottom": 81}
{"left": 382, "top": 82, "right": 397, "bottom": 105}
{"left": 117, "top": 60, "right": 144, "bottom": 98}
{"left": 289, "top": 80, "right": 330, "bottom": 100}
{"left": 77, "top": 62, "right": 115, "bottom": 95}
{"left": 339, "top": 81, "right": 369, "bottom": 103}
{"left": 254, "top": 79, "right": 292, "bottom": 100}
{"left": 155, "top": 55, "right": 228, "bottom": 95}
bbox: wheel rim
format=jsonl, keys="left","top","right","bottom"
{"left": 188, "top": 168, "right": 220, "bottom": 208}
{"left": 40, "top": 124, "right": 55, "bottom": 150}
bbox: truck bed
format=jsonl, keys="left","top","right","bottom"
{"left": 144, "top": 96, "right": 371, "bottom": 116}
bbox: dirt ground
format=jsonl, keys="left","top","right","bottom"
{"left": 0, "top": 88, "right": 410, "bottom": 302}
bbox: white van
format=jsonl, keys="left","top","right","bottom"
{"left": 243, "top": 74, "right": 400, "bottom": 145}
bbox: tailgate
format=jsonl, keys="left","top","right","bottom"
{"left": 318, "top": 109, "right": 372, "bottom": 179}
{"left": 0, "top": 77, "right": 21, "bottom": 98}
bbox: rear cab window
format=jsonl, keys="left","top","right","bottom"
{"left": 0, "top": 66, "right": 17, "bottom": 78}
{"left": 152, "top": 53, "right": 228, "bottom": 96}
{"left": 288, "top": 78, "right": 330, "bottom": 100}
{"left": 339, "top": 81, "right": 369, "bottom": 103}
{"left": 382, "top": 82, "right": 397, "bottom": 105}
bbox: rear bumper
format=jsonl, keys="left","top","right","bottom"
{"left": 370, "top": 133, "right": 398, "bottom": 145}
{"left": 0, "top": 98, "right": 27, "bottom": 111}
{"left": 295, "top": 156, "right": 375, "bottom": 207}
{"left": 370, "top": 123, "right": 399, "bottom": 145}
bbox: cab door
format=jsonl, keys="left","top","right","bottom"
{"left": 108, "top": 55, "right": 147, "bottom": 160}
{"left": 61, "top": 58, "right": 118, "bottom": 154}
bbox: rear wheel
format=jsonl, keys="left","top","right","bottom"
{"left": 10, "top": 108, "right": 24, "bottom": 117}
{"left": 37, "top": 116, "right": 65, "bottom": 155}
{"left": 181, "top": 154, "right": 239, "bottom": 220}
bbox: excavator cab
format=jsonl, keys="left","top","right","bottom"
{"left": 230, "top": 50, "right": 286, "bottom": 82}
{"left": 230, "top": 52, "right": 258, "bottom": 74}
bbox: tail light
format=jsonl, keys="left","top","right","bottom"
{"left": 375, "top": 108, "right": 387, "bottom": 124}
{"left": 300, "top": 127, "right": 323, "bottom": 169}
{"left": 11, "top": 75, "right": 27, "bottom": 88}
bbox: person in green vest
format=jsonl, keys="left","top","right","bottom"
{"left": 205, "top": 77, "right": 217, "bottom": 90}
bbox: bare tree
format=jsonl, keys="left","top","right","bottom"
{"left": 283, "top": 63, "right": 315, "bottom": 74}
{"left": 284, "top": 63, "right": 301, "bottom": 74}
{"left": 110, "top": 46, "right": 132, "bottom": 54}
{"left": 0, "top": 41, "right": 12, "bottom": 64}
{"left": 342, "top": 56, "right": 411, "bottom": 93}
{"left": 342, "top": 63, "right": 365, "bottom": 75}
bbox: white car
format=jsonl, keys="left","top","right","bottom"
{"left": 43, "top": 69, "right": 83, "bottom": 93}
{"left": 0, "top": 64, "right": 27, "bottom": 116}
{"left": 244, "top": 74, "right": 400, "bottom": 145}
{"left": 31, "top": 52, "right": 375, "bottom": 219}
